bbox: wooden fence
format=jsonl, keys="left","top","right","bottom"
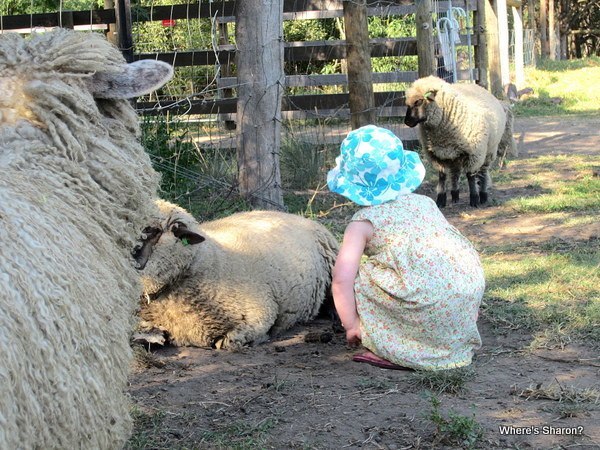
{"left": 1, "top": 0, "right": 479, "bottom": 126}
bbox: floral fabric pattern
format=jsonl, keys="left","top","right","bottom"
{"left": 352, "top": 194, "right": 485, "bottom": 370}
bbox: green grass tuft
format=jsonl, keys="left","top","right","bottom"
{"left": 412, "top": 367, "right": 475, "bottom": 395}
{"left": 125, "top": 407, "right": 166, "bottom": 450}
{"left": 506, "top": 176, "right": 600, "bottom": 213}
{"left": 428, "top": 396, "right": 484, "bottom": 449}
{"left": 482, "top": 239, "right": 600, "bottom": 345}
{"left": 200, "top": 417, "right": 278, "bottom": 449}
{"left": 513, "top": 57, "right": 600, "bottom": 116}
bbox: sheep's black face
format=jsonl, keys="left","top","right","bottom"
{"left": 404, "top": 98, "right": 427, "bottom": 128}
{"left": 132, "top": 227, "right": 163, "bottom": 270}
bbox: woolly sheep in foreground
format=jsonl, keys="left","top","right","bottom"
{"left": 133, "top": 200, "right": 339, "bottom": 350}
{"left": 404, "top": 75, "right": 518, "bottom": 207}
{"left": 0, "top": 30, "right": 172, "bottom": 449}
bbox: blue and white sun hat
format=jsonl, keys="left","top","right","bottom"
{"left": 327, "top": 125, "right": 426, "bottom": 206}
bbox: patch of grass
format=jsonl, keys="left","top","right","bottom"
{"left": 428, "top": 396, "right": 483, "bottom": 449}
{"left": 131, "top": 344, "right": 166, "bottom": 370}
{"left": 491, "top": 154, "right": 600, "bottom": 214}
{"left": 512, "top": 381, "right": 600, "bottom": 404}
{"left": 412, "top": 367, "right": 475, "bottom": 395}
{"left": 357, "top": 377, "right": 398, "bottom": 392}
{"left": 482, "top": 239, "right": 600, "bottom": 345}
{"left": 280, "top": 137, "right": 337, "bottom": 190}
{"left": 262, "top": 374, "right": 291, "bottom": 393}
{"left": 125, "top": 406, "right": 167, "bottom": 450}
{"left": 513, "top": 57, "right": 600, "bottom": 116}
{"left": 514, "top": 380, "right": 599, "bottom": 419}
{"left": 506, "top": 175, "right": 600, "bottom": 213}
{"left": 200, "top": 417, "right": 278, "bottom": 449}
{"left": 141, "top": 115, "right": 252, "bottom": 220}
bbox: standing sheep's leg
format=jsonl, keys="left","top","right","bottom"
{"left": 466, "top": 172, "right": 480, "bottom": 207}
{"left": 436, "top": 169, "right": 447, "bottom": 208}
{"left": 476, "top": 166, "right": 491, "bottom": 204}
{"left": 448, "top": 165, "right": 462, "bottom": 204}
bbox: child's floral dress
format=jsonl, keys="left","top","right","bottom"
{"left": 352, "top": 194, "right": 485, "bottom": 370}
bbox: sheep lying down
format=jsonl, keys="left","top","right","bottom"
{"left": 133, "top": 200, "right": 339, "bottom": 350}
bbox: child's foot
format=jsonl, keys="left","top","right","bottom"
{"left": 352, "top": 350, "right": 412, "bottom": 371}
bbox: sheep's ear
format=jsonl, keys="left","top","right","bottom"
{"left": 171, "top": 223, "right": 205, "bottom": 246}
{"left": 90, "top": 59, "right": 174, "bottom": 99}
{"left": 424, "top": 90, "right": 437, "bottom": 101}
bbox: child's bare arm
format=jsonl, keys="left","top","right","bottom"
{"left": 332, "top": 220, "right": 373, "bottom": 344}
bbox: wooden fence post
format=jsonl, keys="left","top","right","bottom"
{"left": 475, "top": 0, "right": 489, "bottom": 88}
{"left": 114, "top": 0, "right": 133, "bottom": 63}
{"left": 478, "top": 0, "right": 503, "bottom": 97}
{"left": 415, "top": 0, "right": 435, "bottom": 78}
{"left": 104, "top": 0, "right": 118, "bottom": 46}
{"left": 235, "top": 0, "right": 285, "bottom": 210}
{"left": 217, "top": 20, "right": 236, "bottom": 131}
{"left": 343, "top": 0, "right": 376, "bottom": 129}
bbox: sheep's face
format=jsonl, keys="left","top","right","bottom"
{"left": 404, "top": 90, "right": 437, "bottom": 128}
{"left": 133, "top": 219, "right": 205, "bottom": 297}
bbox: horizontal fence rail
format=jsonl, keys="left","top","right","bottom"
{"left": 1, "top": 0, "right": 479, "bottom": 147}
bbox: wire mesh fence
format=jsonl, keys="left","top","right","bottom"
{"left": 0, "top": 0, "right": 501, "bottom": 215}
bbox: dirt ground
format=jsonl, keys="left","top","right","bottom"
{"left": 128, "top": 116, "right": 600, "bottom": 450}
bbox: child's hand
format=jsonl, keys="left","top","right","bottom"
{"left": 345, "top": 325, "right": 362, "bottom": 346}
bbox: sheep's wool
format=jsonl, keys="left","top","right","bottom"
{"left": 0, "top": 30, "right": 161, "bottom": 449}
{"left": 138, "top": 201, "right": 339, "bottom": 350}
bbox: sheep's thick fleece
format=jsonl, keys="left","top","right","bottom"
{"left": 135, "top": 200, "right": 339, "bottom": 350}
{"left": 0, "top": 30, "right": 171, "bottom": 449}
{"left": 405, "top": 76, "right": 517, "bottom": 207}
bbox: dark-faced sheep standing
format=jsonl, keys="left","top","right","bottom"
{"left": 0, "top": 30, "right": 172, "bottom": 449}
{"left": 404, "top": 76, "right": 518, "bottom": 207}
{"left": 133, "top": 200, "right": 339, "bottom": 350}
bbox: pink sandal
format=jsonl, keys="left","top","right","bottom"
{"left": 352, "top": 351, "right": 412, "bottom": 371}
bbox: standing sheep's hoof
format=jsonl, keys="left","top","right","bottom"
{"left": 479, "top": 191, "right": 489, "bottom": 204}
{"left": 436, "top": 193, "right": 447, "bottom": 208}
{"left": 469, "top": 194, "right": 480, "bottom": 207}
{"left": 451, "top": 190, "right": 460, "bottom": 203}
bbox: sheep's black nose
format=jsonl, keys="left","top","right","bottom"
{"left": 404, "top": 110, "right": 420, "bottom": 128}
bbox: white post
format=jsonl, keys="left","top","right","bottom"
{"left": 512, "top": 6, "right": 524, "bottom": 87}
{"left": 495, "top": 0, "right": 510, "bottom": 87}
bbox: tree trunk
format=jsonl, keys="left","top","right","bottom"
{"left": 526, "top": 0, "right": 536, "bottom": 65}
{"left": 540, "top": 0, "right": 549, "bottom": 58}
{"left": 235, "top": 0, "right": 285, "bottom": 210}
{"left": 343, "top": 0, "right": 376, "bottom": 129}
{"left": 548, "top": 0, "right": 556, "bottom": 59}
{"left": 526, "top": 0, "right": 535, "bottom": 30}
